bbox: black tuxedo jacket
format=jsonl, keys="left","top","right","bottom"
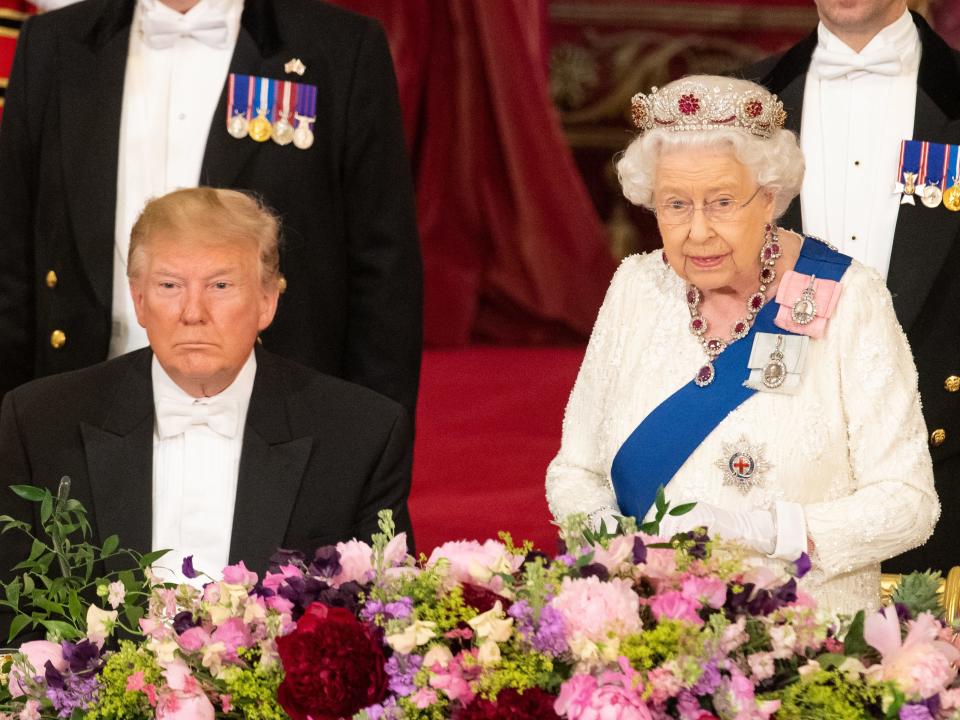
{"left": 746, "top": 14, "right": 960, "bottom": 572}
{"left": 0, "top": 0, "right": 422, "bottom": 419}
{"left": 0, "top": 346, "right": 414, "bottom": 637}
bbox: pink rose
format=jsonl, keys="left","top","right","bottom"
{"left": 555, "top": 672, "right": 652, "bottom": 720}
{"left": 8, "top": 641, "right": 67, "bottom": 697}
{"left": 650, "top": 591, "right": 703, "bottom": 626}
{"left": 426, "top": 540, "right": 524, "bottom": 591}
{"left": 156, "top": 691, "right": 216, "bottom": 720}
{"left": 550, "top": 576, "right": 642, "bottom": 645}
{"left": 554, "top": 674, "right": 598, "bottom": 718}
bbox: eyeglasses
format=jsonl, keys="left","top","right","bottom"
{"left": 654, "top": 187, "right": 763, "bottom": 226}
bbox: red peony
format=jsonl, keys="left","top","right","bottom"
{"left": 454, "top": 688, "right": 560, "bottom": 719}
{"left": 276, "top": 602, "right": 387, "bottom": 720}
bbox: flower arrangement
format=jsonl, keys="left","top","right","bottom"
{"left": 2, "top": 483, "right": 960, "bottom": 719}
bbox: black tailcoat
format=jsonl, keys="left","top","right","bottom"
{"left": 0, "top": 0, "right": 422, "bottom": 418}
{"left": 747, "top": 13, "right": 960, "bottom": 572}
{"left": 0, "top": 346, "right": 414, "bottom": 639}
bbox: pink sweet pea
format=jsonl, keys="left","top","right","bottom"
{"left": 8, "top": 641, "right": 67, "bottom": 697}
{"left": 177, "top": 627, "right": 213, "bottom": 653}
{"left": 650, "top": 591, "right": 703, "bottom": 626}
{"left": 330, "top": 540, "right": 375, "bottom": 586}
{"left": 681, "top": 576, "right": 727, "bottom": 609}
{"left": 211, "top": 617, "right": 253, "bottom": 662}
{"left": 262, "top": 565, "right": 302, "bottom": 593}
{"left": 221, "top": 561, "right": 258, "bottom": 587}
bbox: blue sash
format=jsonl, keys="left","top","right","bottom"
{"left": 610, "top": 238, "right": 852, "bottom": 521}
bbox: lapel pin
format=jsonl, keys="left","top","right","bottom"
{"left": 284, "top": 57, "right": 306, "bottom": 76}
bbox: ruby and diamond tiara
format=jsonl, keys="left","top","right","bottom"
{"left": 630, "top": 79, "right": 787, "bottom": 139}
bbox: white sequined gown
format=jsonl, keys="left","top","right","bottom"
{"left": 546, "top": 250, "right": 938, "bottom": 616}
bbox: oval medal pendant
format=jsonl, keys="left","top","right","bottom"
{"left": 791, "top": 279, "right": 817, "bottom": 326}
{"left": 944, "top": 184, "right": 960, "bottom": 212}
{"left": 293, "top": 123, "right": 314, "bottom": 150}
{"left": 273, "top": 118, "right": 294, "bottom": 146}
{"left": 227, "top": 113, "right": 249, "bottom": 139}
{"left": 922, "top": 184, "right": 943, "bottom": 209}
{"left": 249, "top": 114, "right": 273, "bottom": 143}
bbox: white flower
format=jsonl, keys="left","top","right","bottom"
{"left": 477, "top": 638, "right": 501, "bottom": 666}
{"left": 467, "top": 601, "right": 513, "bottom": 642}
{"left": 386, "top": 619, "right": 437, "bottom": 654}
{"left": 422, "top": 644, "right": 454, "bottom": 669}
{"left": 85, "top": 605, "right": 118, "bottom": 645}
{"left": 106, "top": 581, "right": 126, "bottom": 609}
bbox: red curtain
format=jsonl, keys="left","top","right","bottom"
{"left": 334, "top": 0, "right": 617, "bottom": 345}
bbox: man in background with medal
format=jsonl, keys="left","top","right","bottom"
{"left": 0, "top": 0, "right": 423, "bottom": 422}
{"left": 747, "top": 0, "right": 960, "bottom": 572}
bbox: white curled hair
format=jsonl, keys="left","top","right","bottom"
{"left": 616, "top": 126, "right": 805, "bottom": 220}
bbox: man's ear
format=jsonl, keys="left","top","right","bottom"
{"left": 130, "top": 278, "right": 147, "bottom": 328}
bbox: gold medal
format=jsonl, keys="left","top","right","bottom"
{"left": 227, "top": 113, "right": 249, "bottom": 139}
{"left": 273, "top": 117, "right": 294, "bottom": 146}
{"left": 922, "top": 184, "right": 943, "bottom": 208}
{"left": 249, "top": 111, "right": 273, "bottom": 143}
{"left": 944, "top": 184, "right": 960, "bottom": 212}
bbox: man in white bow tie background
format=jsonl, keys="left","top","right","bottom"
{"left": 0, "top": 0, "right": 423, "bottom": 422}
{"left": 0, "top": 188, "right": 414, "bottom": 624}
{"left": 746, "top": 0, "right": 960, "bottom": 573}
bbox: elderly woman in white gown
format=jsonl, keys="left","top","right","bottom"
{"left": 545, "top": 75, "right": 938, "bottom": 615}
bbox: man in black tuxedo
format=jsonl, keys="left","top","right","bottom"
{"left": 747, "top": 0, "right": 960, "bottom": 572}
{"left": 0, "top": 188, "right": 413, "bottom": 638}
{"left": 0, "top": 0, "right": 422, "bottom": 420}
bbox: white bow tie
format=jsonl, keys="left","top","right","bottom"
{"left": 155, "top": 398, "right": 239, "bottom": 439}
{"left": 141, "top": 10, "right": 229, "bottom": 50}
{"left": 812, "top": 46, "right": 902, "bottom": 80}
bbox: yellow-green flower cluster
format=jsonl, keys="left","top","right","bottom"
{"left": 218, "top": 664, "right": 286, "bottom": 720}
{"left": 766, "top": 668, "right": 885, "bottom": 719}
{"left": 84, "top": 641, "right": 160, "bottom": 720}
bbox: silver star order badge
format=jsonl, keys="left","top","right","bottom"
{"left": 714, "top": 435, "right": 772, "bottom": 495}
{"left": 284, "top": 57, "right": 306, "bottom": 76}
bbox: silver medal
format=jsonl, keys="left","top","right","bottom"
{"left": 273, "top": 118, "right": 295, "bottom": 146}
{"left": 227, "top": 113, "right": 249, "bottom": 139}
{"left": 791, "top": 275, "right": 817, "bottom": 326}
{"left": 715, "top": 436, "right": 772, "bottom": 494}
{"left": 761, "top": 335, "right": 787, "bottom": 389}
{"left": 293, "top": 114, "right": 315, "bottom": 150}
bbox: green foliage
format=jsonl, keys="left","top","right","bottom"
{"left": 765, "top": 668, "right": 886, "bottom": 719}
{"left": 620, "top": 620, "right": 702, "bottom": 671}
{"left": 0, "top": 482, "right": 159, "bottom": 644}
{"left": 84, "top": 641, "right": 161, "bottom": 720}
{"left": 218, "top": 663, "right": 286, "bottom": 720}
{"left": 415, "top": 586, "right": 473, "bottom": 634}
{"left": 891, "top": 570, "right": 944, "bottom": 618}
{"left": 476, "top": 649, "right": 557, "bottom": 698}
{"left": 396, "top": 694, "right": 450, "bottom": 720}
{"left": 842, "top": 611, "right": 869, "bottom": 657}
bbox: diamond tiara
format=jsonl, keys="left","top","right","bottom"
{"left": 630, "top": 79, "right": 787, "bottom": 139}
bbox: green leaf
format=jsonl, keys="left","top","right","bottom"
{"left": 139, "top": 549, "right": 170, "bottom": 569}
{"left": 10, "top": 485, "right": 48, "bottom": 502}
{"left": 4, "top": 580, "right": 20, "bottom": 608}
{"left": 124, "top": 603, "right": 144, "bottom": 629}
{"left": 68, "top": 592, "right": 82, "bottom": 623}
{"left": 39, "top": 619, "right": 82, "bottom": 641}
{"left": 27, "top": 539, "right": 46, "bottom": 562}
{"left": 843, "top": 610, "right": 868, "bottom": 656}
{"left": 814, "top": 652, "right": 848, "bottom": 669}
{"left": 40, "top": 494, "right": 53, "bottom": 525}
{"left": 33, "top": 596, "right": 64, "bottom": 615}
{"left": 22, "top": 574, "right": 34, "bottom": 595}
{"left": 7, "top": 614, "right": 32, "bottom": 644}
{"left": 101, "top": 534, "right": 119, "bottom": 557}
{"left": 654, "top": 486, "right": 667, "bottom": 514}
{"left": 668, "top": 502, "right": 697, "bottom": 517}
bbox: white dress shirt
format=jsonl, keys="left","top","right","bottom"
{"left": 151, "top": 351, "right": 256, "bottom": 583}
{"left": 110, "top": 0, "right": 243, "bottom": 358}
{"left": 800, "top": 9, "right": 920, "bottom": 279}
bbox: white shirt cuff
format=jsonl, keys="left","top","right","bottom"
{"left": 769, "top": 500, "right": 807, "bottom": 561}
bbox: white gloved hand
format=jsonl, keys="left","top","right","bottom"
{"left": 657, "top": 501, "right": 813, "bottom": 562}
{"left": 658, "top": 501, "right": 775, "bottom": 555}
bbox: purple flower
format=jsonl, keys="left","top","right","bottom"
{"left": 385, "top": 653, "right": 422, "bottom": 696}
{"left": 45, "top": 672, "right": 100, "bottom": 718}
{"left": 181, "top": 555, "right": 198, "bottom": 579}
{"left": 692, "top": 660, "right": 722, "bottom": 695}
{"left": 309, "top": 546, "right": 343, "bottom": 579}
{"left": 632, "top": 536, "right": 647, "bottom": 564}
{"left": 361, "top": 596, "right": 414, "bottom": 623}
{"left": 895, "top": 602, "right": 913, "bottom": 623}
{"left": 579, "top": 563, "right": 609, "bottom": 581}
{"left": 900, "top": 704, "right": 934, "bottom": 720}
{"left": 268, "top": 547, "right": 307, "bottom": 571}
{"left": 60, "top": 640, "right": 101, "bottom": 677}
{"left": 685, "top": 528, "right": 710, "bottom": 559}
{"left": 792, "top": 552, "right": 811, "bottom": 578}
{"left": 531, "top": 604, "right": 568, "bottom": 656}
{"left": 173, "top": 610, "right": 200, "bottom": 635}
